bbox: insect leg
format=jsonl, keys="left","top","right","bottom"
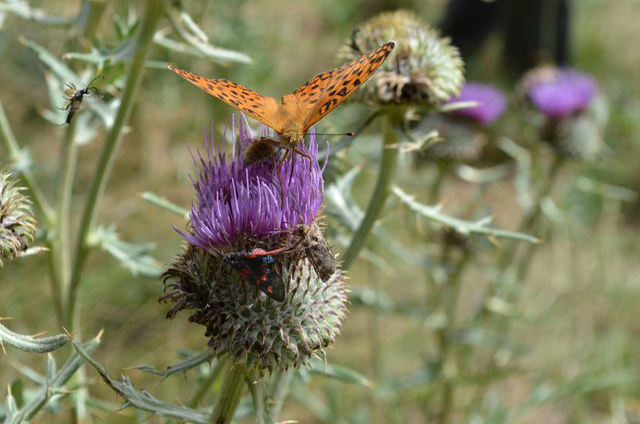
{"left": 275, "top": 148, "right": 290, "bottom": 202}
{"left": 293, "top": 147, "right": 316, "bottom": 198}
{"left": 287, "top": 148, "right": 296, "bottom": 185}
{"left": 293, "top": 147, "right": 314, "bottom": 174}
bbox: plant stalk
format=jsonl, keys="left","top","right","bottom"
{"left": 209, "top": 363, "right": 247, "bottom": 424}
{"left": 269, "top": 371, "right": 292, "bottom": 419}
{"left": 64, "top": 0, "right": 163, "bottom": 328}
{"left": 436, "top": 249, "right": 471, "bottom": 424}
{"left": 342, "top": 110, "right": 400, "bottom": 269}
{"left": 55, "top": 121, "right": 78, "bottom": 323}
{"left": 189, "top": 358, "right": 226, "bottom": 408}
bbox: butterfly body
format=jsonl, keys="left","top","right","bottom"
{"left": 224, "top": 247, "right": 287, "bottom": 302}
{"left": 244, "top": 137, "right": 282, "bottom": 165}
{"left": 168, "top": 41, "right": 395, "bottom": 168}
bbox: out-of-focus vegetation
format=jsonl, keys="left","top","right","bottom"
{"left": 1, "top": 0, "right": 640, "bottom": 423}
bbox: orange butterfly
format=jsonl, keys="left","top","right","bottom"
{"left": 168, "top": 41, "right": 395, "bottom": 172}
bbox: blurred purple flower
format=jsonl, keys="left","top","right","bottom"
{"left": 445, "top": 82, "right": 507, "bottom": 125}
{"left": 181, "top": 115, "right": 325, "bottom": 250}
{"left": 526, "top": 68, "right": 597, "bottom": 119}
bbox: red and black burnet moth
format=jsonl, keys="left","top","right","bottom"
{"left": 224, "top": 247, "right": 286, "bottom": 302}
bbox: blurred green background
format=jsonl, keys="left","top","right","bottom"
{"left": 1, "top": 0, "right": 640, "bottom": 422}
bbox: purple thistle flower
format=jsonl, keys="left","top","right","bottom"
{"left": 444, "top": 82, "right": 507, "bottom": 126}
{"left": 162, "top": 116, "right": 348, "bottom": 373}
{"left": 181, "top": 115, "right": 325, "bottom": 250}
{"left": 525, "top": 68, "right": 597, "bottom": 119}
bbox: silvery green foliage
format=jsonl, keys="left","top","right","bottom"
{"left": 3, "top": 334, "right": 101, "bottom": 424}
{"left": 341, "top": 10, "right": 464, "bottom": 105}
{"left": 71, "top": 336, "right": 211, "bottom": 424}
{"left": 162, "top": 245, "right": 348, "bottom": 374}
{"left": 0, "top": 323, "right": 67, "bottom": 353}
{"left": 0, "top": 173, "right": 36, "bottom": 267}
{"left": 393, "top": 186, "right": 539, "bottom": 243}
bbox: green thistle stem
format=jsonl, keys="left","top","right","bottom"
{"left": 429, "top": 162, "right": 449, "bottom": 204}
{"left": 54, "top": 120, "right": 78, "bottom": 325}
{"left": 474, "top": 154, "right": 565, "bottom": 324}
{"left": 470, "top": 154, "right": 566, "bottom": 406}
{"left": 269, "top": 371, "right": 293, "bottom": 419}
{"left": 79, "top": 0, "right": 107, "bottom": 42}
{"left": 342, "top": 110, "right": 401, "bottom": 269}
{"left": 188, "top": 358, "right": 226, "bottom": 408}
{"left": 210, "top": 363, "right": 247, "bottom": 424}
{"left": 64, "top": 0, "right": 163, "bottom": 328}
{"left": 436, "top": 249, "right": 471, "bottom": 424}
{"left": 490, "top": 155, "right": 565, "bottom": 325}
{"left": 496, "top": 155, "right": 564, "bottom": 289}
{"left": 0, "top": 101, "right": 54, "bottom": 224}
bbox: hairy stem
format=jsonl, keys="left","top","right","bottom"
{"left": 209, "top": 363, "right": 247, "bottom": 424}
{"left": 79, "top": 0, "right": 107, "bottom": 42}
{"left": 64, "top": 0, "right": 163, "bottom": 328}
{"left": 269, "top": 371, "right": 293, "bottom": 419}
{"left": 436, "top": 249, "right": 471, "bottom": 424}
{"left": 54, "top": 120, "right": 78, "bottom": 325}
{"left": 189, "top": 358, "right": 226, "bottom": 408}
{"left": 342, "top": 110, "right": 401, "bottom": 269}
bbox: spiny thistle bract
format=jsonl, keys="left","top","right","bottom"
{"left": 0, "top": 172, "right": 36, "bottom": 267}
{"left": 341, "top": 10, "right": 464, "bottom": 105}
{"left": 522, "top": 66, "right": 604, "bottom": 161}
{"left": 161, "top": 116, "right": 348, "bottom": 373}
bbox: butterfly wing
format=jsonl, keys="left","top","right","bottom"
{"left": 293, "top": 41, "right": 395, "bottom": 131}
{"left": 254, "top": 264, "right": 285, "bottom": 302}
{"left": 168, "top": 65, "right": 283, "bottom": 131}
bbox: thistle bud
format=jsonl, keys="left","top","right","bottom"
{"left": 342, "top": 10, "right": 465, "bottom": 105}
{"left": 424, "top": 82, "right": 506, "bottom": 164}
{"left": 522, "top": 66, "right": 604, "bottom": 161}
{"left": 0, "top": 172, "right": 36, "bottom": 267}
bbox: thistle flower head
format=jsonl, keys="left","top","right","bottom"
{"left": 162, "top": 116, "right": 348, "bottom": 373}
{"left": 182, "top": 116, "right": 324, "bottom": 251}
{"left": 444, "top": 82, "right": 506, "bottom": 125}
{"left": 342, "top": 10, "right": 464, "bottom": 105}
{"left": 523, "top": 66, "right": 597, "bottom": 119}
{"left": 522, "top": 67, "right": 604, "bottom": 160}
{"left": 0, "top": 172, "right": 36, "bottom": 267}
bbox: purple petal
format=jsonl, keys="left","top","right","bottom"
{"left": 183, "top": 116, "right": 325, "bottom": 249}
{"left": 445, "top": 82, "right": 507, "bottom": 125}
{"left": 527, "top": 69, "right": 597, "bottom": 119}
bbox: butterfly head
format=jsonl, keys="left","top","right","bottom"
{"left": 279, "top": 130, "right": 306, "bottom": 148}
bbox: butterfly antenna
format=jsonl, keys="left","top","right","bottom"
{"left": 307, "top": 131, "right": 355, "bottom": 137}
